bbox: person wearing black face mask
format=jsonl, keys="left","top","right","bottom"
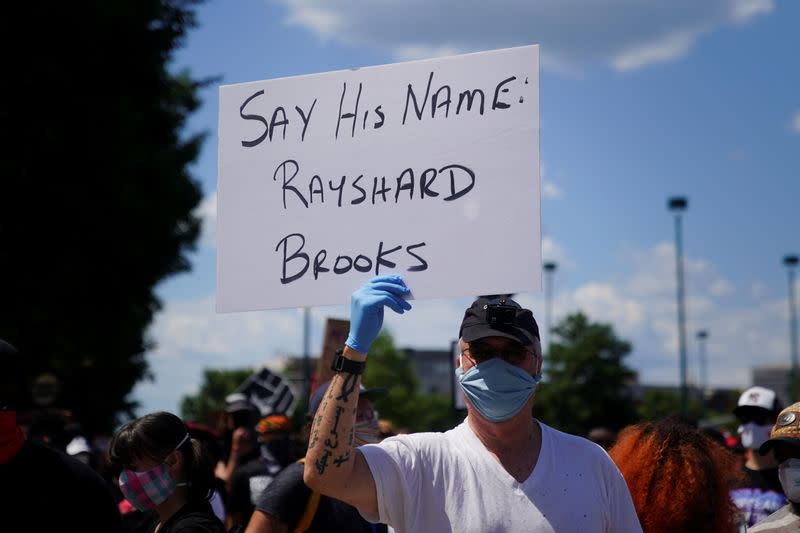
{"left": 225, "top": 414, "right": 294, "bottom": 531}
{"left": 0, "top": 339, "right": 122, "bottom": 533}
{"left": 245, "top": 381, "right": 389, "bottom": 533}
{"left": 730, "top": 386, "right": 787, "bottom": 528}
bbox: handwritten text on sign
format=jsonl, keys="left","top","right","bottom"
{"left": 217, "top": 45, "right": 541, "bottom": 312}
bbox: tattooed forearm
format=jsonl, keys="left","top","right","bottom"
{"left": 324, "top": 405, "right": 345, "bottom": 449}
{"left": 315, "top": 449, "right": 331, "bottom": 475}
{"left": 304, "top": 356, "right": 366, "bottom": 486}
{"left": 334, "top": 451, "right": 351, "bottom": 467}
{"left": 336, "top": 372, "right": 358, "bottom": 402}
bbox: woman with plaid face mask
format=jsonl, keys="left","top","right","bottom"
{"left": 109, "top": 411, "right": 227, "bottom": 533}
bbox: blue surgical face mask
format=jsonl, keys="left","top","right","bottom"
{"left": 456, "top": 356, "right": 540, "bottom": 422}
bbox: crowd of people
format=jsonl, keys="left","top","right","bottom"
{"left": 3, "top": 275, "right": 800, "bottom": 532}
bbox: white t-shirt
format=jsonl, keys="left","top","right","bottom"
{"left": 359, "top": 418, "right": 642, "bottom": 533}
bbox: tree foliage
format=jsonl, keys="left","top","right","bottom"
{"left": 180, "top": 368, "right": 255, "bottom": 427}
{"left": 363, "top": 331, "right": 465, "bottom": 433}
{"left": 636, "top": 389, "right": 706, "bottom": 422}
{"left": 535, "top": 312, "right": 638, "bottom": 436}
{"left": 362, "top": 332, "right": 421, "bottom": 431}
{"left": 0, "top": 0, "right": 208, "bottom": 435}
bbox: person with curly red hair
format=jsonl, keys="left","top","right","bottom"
{"left": 609, "top": 415, "right": 744, "bottom": 533}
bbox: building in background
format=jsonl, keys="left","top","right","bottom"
{"left": 403, "top": 348, "right": 454, "bottom": 396}
{"left": 752, "top": 364, "right": 792, "bottom": 407}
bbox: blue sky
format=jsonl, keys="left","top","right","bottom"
{"left": 134, "top": 0, "right": 800, "bottom": 415}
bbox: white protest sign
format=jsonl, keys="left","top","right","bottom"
{"left": 217, "top": 44, "right": 541, "bottom": 312}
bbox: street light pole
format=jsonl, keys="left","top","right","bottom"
{"left": 696, "top": 330, "right": 708, "bottom": 393}
{"left": 303, "top": 306, "right": 311, "bottom": 401}
{"left": 696, "top": 330, "right": 708, "bottom": 416}
{"left": 543, "top": 262, "right": 557, "bottom": 353}
{"left": 668, "top": 196, "right": 689, "bottom": 416}
{"left": 785, "top": 255, "right": 799, "bottom": 401}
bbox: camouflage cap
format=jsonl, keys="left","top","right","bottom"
{"left": 759, "top": 401, "right": 800, "bottom": 455}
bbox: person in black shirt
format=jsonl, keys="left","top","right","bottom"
{"left": 226, "top": 414, "right": 294, "bottom": 530}
{"left": 245, "top": 381, "right": 388, "bottom": 533}
{"left": 730, "top": 386, "right": 787, "bottom": 528}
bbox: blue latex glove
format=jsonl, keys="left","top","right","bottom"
{"left": 345, "top": 275, "right": 412, "bottom": 354}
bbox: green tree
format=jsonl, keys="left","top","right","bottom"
{"left": 180, "top": 368, "right": 255, "bottom": 427}
{"left": 363, "top": 331, "right": 420, "bottom": 431}
{"left": 636, "top": 389, "right": 706, "bottom": 422}
{"left": 0, "top": 0, "right": 209, "bottom": 435}
{"left": 535, "top": 312, "right": 637, "bottom": 436}
{"left": 364, "top": 331, "right": 464, "bottom": 433}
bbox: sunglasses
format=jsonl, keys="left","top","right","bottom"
{"left": 461, "top": 341, "right": 533, "bottom": 366}
{"left": 737, "top": 410, "right": 772, "bottom": 425}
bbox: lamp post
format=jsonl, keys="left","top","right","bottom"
{"left": 696, "top": 330, "right": 708, "bottom": 392}
{"left": 696, "top": 330, "right": 708, "bottom": 416}
{"left": 303, "top": 307, "right": 311, "bottom": 401}
{"left": 785, "top": 255, "right": 799, "bottom": 401}
{"left": 668, "top": 196, "right": 689, "bottom": 416}
{"left": 543, "top": 261, "right": 557, "bottom": 352}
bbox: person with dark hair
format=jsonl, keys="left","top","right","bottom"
{"left": 730, "top": 386, "right": 787, "bottom": 527}
{"left": 216, "top": 393, "right": 261, "bottom": 493}
{"left": 108, "top": 411, "right": 227, "bottom": 533}
{"left": 303, "top": 275, "right": 642, "bottom": 532}
{"left": 609, "top": 415, "right": 743, "bottom": 532}
{"left": 0, "top": 339, "right": 122, "bottom": 533}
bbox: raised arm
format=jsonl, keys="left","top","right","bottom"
{"left": 303, "top": 275, "right": 411, "bottom": 515}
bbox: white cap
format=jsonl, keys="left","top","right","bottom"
{"left": 66, "top": 436, "right": 91, "bottom": 456}
{"left": 735, "top": 386, "right": 781, "bottom": 415}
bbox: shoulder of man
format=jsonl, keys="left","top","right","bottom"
{"left": 749, "top": 503, "right": 800, "bottom": 532}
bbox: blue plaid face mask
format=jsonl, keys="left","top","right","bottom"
{"left": 456, "top": 357, "right": 540, "bottom": 422}
{"left": 118, "top": 434, "right": 189, "bottom": 511}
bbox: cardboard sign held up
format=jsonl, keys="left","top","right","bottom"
{"left": 217, "top": 44, "right": 541, "bottom": 312}
{"left": 312, "top": 318, "right": 350, "bottom": 397}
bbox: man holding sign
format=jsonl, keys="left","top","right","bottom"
{"left": 303, "top": 275, "right": 642, "bottom": 532}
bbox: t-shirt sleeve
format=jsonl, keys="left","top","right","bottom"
{"left": 602, "top": 453, "right": 644, "bottom": 532}
{"left": 254, "top": 462, "right": 310, "bottom": 527}
{"left": 358, "top": 437, "right": 423, "bottom": 530}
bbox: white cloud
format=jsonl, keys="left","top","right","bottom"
{"left": 275, "top": 0, "right": 774, "bottom": 71}
{"left": 751, "top": 281, "right": 769, "bottom": 298}
{"left": 572, "top": 282, "right": 645, "bottom": 330}
{"left": 542, "top": 180, "right": 563, "bottom": 200}
{"left": 544, "top": 243, "right": 790, "bottom": 390}
{"left": 197, "top": 190, "right": 217, "bottom": 249}
{"left": 541, "top": 236, "right": 572, "bottom": 271}
{"left": 611, "top": 29, "right": 697, "bottom": 72}
{"left": 710, "top": 278, "right": 735, "bottom": 296}
{"left": 792, "top": 111, "right": 800, "bottom": 134}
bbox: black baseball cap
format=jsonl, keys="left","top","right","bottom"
{"left": 459, "top": 296, "right": 540, "bottom": 346}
